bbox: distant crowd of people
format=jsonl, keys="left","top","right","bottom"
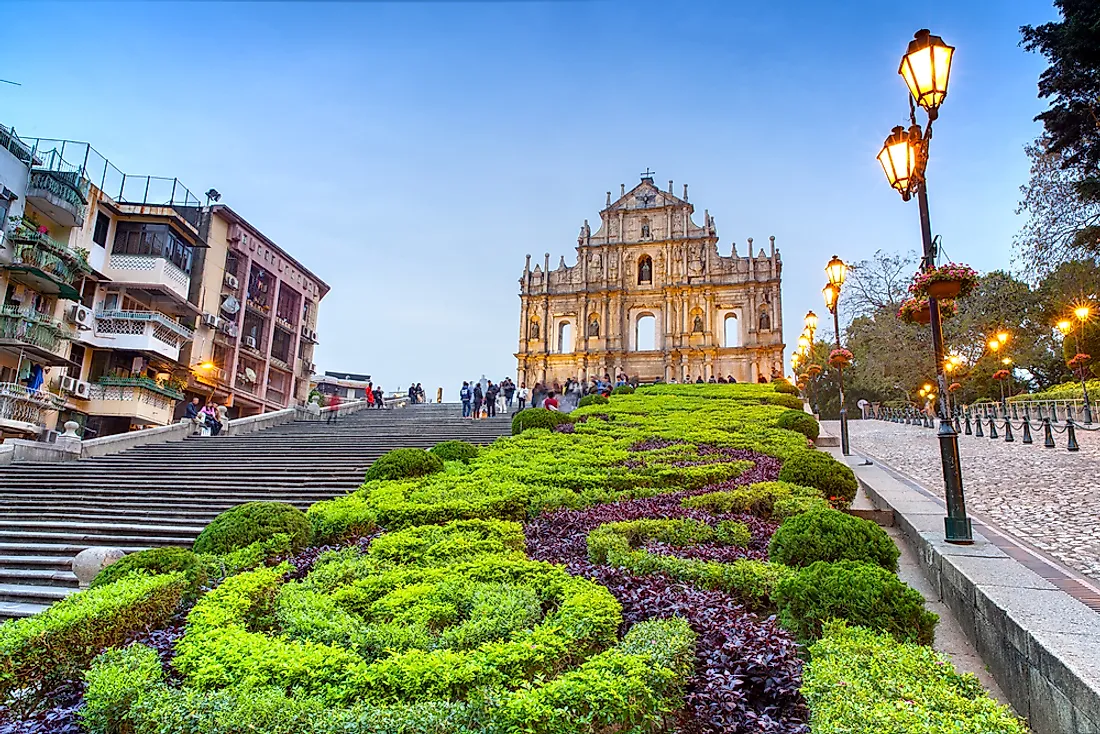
{"left": 185, "top": 397, "right": 228, "bottom": 435}
{"left": 460, "top": 377, "right": 519, "bottom": 419}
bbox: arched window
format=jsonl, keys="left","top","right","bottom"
{"left": 636, "top": 313, "right": 656, "bottom": 351}
{"left": 724, "top": 314, "right": 740, "bottom": 347}
{"left": 558, "top": 321, "right": 573, "bottom": 354}
{"left": 638, "top": 255, "right": 653, "bottom": 284}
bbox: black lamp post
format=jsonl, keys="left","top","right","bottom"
{"left": 822, "top": 261, "right": 850, "bottom": 456}
{"left": 877, "top": 29, "right": 973, "bottom": 544}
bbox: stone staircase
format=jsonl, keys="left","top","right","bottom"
{"left": 0, "top": 404, "right": 512, "bottom": 618}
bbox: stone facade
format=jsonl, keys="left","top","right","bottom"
{"left": 516, "top": 176, "right": 784, "bottom": 385}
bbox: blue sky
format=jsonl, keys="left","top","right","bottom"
{"left": 1, "top": 0, "right": 1055, "bottom": 395}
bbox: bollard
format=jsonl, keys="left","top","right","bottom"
{"left": 1011, "top": 403, "right": 1019, "bottom": 421}
{"left": 1022, "top": 416, "right": 1033, "bottom": 444}
{"left": 1043, "top": 417, "right": 1055, "bottom": 448}
{"left": 1068, "top": 404, "right": 1076, "bottom": 422}
{"left": 954, "top": 414, "right": 961, "bottom": 433}
{"left": 964, "top": 410, "right": 972, "bottom": 435}
{"left": 975, "top": 414, "right": 984, "bottom": 437}
{"left": 1066, "top": 419, "right": 1080, "bottom": 452}
{"left": 1052, "top": 403, "right": 1060, "bottom": 422}
{"left": 1024, "top": 403, "right": 1031, "bottom": 420}
{"left": 1004, "top": 417, "right": 1014, "bottom": 442}
{"left": 988, "top": 416, "right": 998, "bottom": 439}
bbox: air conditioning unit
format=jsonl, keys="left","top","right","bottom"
{"left": 74, "top": 380, "right": 91, "bottom": 399}
{"left": 243, "top": 336, "right": 257, "bottom": 349}
{"left": 225, "top": 322, "right": 239, "bottom": 338}
{"left": 202, "top": 313, "right": 220, "bottom": 328}
{"left": 67, "top": 304, "right": 94, "bottom": 330}
{"left": 224, "top": 273, "right": 239, "bottom": 289}
{"left": 60, "top": 375, "right": 78, "bottom": 394}
{"left": 44, "top": 430, "right": 59, "bottom": 444}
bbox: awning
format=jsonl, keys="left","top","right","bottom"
{"left": 4, "top": 266, "right": 81, "bottom": 301}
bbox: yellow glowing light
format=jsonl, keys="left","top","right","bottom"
{"left": 825, "top": 255, "right": 848, "bottom": 288}
{"left": 950, "top": 355, "right": 963, "bottom": 365}
{"left": 1075, "top": 305, "right": 1091, "bottom": 322}
{"left": 805, "top": 311, "right": 818, "bottom": 331}
{"left": 878, "top": 125, "right": 920, "bottom": 197}
{"left": 199, "top": 362, "right": 215, "bottom": 370}
{"left": 899, "top": 29, "right": 954, "bottom": 115}
{"left": 997, "top": 331, "right": 1009, "bottom": 344}
{"left": 1002, "top": 357, "right": 1012, "bottom": 365}
{"left": 944, "top": 361, "right": 955, "bottom": 373}
{"left": 919, "top": 388, "right": 927, "bottom": 397}
{"left": 923, "top": 383, "right": 933, "bottom": 392}
{"left": 987, "top": 340, "right": 1000, "bottom": 352}
{"left": 798, "top": 335, "right": 811, "bottom": 350}
{"left": 822, "top": 283, "right": 840, "bottom": 313}
{"left": 1056, "top": 319, "right": 1073, "bottom": 335}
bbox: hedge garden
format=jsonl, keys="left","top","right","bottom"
{"left": 0, "top": 384, "right": 1025, "bottom": 734}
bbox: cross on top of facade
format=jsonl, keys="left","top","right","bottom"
{"left": 640, "top": 168, "right": 656, "bottom": 180}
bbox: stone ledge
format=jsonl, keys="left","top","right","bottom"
{"left": 840, "top": 455, "right": 1100, "bottom": 734}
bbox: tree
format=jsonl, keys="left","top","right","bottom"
{"left": 1021, "top": 0, "right": 1100, "bottom": 191}
{"left": 846, "top": 249, "right": 919, "bottom": 316}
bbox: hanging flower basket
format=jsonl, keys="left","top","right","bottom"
{"left": 948, "top": 382, "right": 962, "bottom": 393}
{"left": 897, "top": 297, "right": 957, "bottom": 325}
{"left": 829, "top": 348, "right": 853, "bottom": 368}
{"left": 992, "top": 369, "right": 1011, "bottom": 381}
{"left": 909, "top": 263, "right": 980, "bottom": 300}
{"left": 806, "top": 364, "right": 823, "bottom": 377}
{"left": 1067, "top": 353, "right": 1091, "bottom": 370}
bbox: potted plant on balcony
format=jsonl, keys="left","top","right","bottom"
{"left": 909, "top": 263, "right": 980, "bottom": 301}
{"left": 828, "top": 348, "right": 853, "bottom": 368}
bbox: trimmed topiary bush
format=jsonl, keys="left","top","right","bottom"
{"left": 511, "top": 408, "right": 574, "bottom": 435}
{"left": 774, "top": 560, "right": 937, "bottom": 644}
{"left": 577, "top": 394, "right": 609, "bottom": 408}
{"left": 193, "top": 502, "right": 312, "bottom": 555}
{"left": 764, "top": 393, "right": 804, "bottom": 410}
{"left": 683, "top": 480, "right": 829, "bottom": 520}
{"left": 611, "top": 385, "right": 635, "bottom": 395}
{"left": 428, "top": 440, "right": 479, "bottom": 464}
{"left": 768, "top": 508, "right": 899, "bottom": 571}
{"left": 778, "top": 450, "right": 858, "bottom": 507}
{"left": 775, "top": 410, "right": 819, "bottom": 440}
{"left": 363, "top": 448, "right": 444, "bottom": 482}
{"left": 772, "top": 380, "right": 800, "bottom": 396}
{"left": 91, "top": 546, "right": 207, "bottom": 596}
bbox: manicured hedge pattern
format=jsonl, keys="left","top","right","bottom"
{"left": 363, "top": 448, "right": 444, "bottom": 482}
{"left": 775, "top": 409, "right": 819, "bottom": 440}
{"left": 193, "top": 501, "right": 312, "bottom": 555}
{"left": 768, "top": 508, "right": 900, "bottom": 571}
{"left": 427, "top": 440, "right": 479, "bottom": 463}
{"left": 510, "top": 407, "right": 574, "bottom": 435}
{"left": 777, "top": 451, "right": 858, "bottom": 507}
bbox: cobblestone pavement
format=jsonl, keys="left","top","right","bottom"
{"left": 844, "top": 419, "right": 1100, "bottom": 583}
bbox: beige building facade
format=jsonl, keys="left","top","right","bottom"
{"left": 516, "top": 175, "right": 784, "bottom": 386}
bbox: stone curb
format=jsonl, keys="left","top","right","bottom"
{"left": 834, "top": 451, "right": 1100, "bottom": 734}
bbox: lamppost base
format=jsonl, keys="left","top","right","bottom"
{"left": 944, "top": 517, "right": 973, "bottom": 544}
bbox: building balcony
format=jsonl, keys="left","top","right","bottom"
{"left": 26, "top": 169, "right": 89, "bottom": 228}
{"left": 0, "top": 308, "right": 72, "bottom": 366}
{"left": 0, "top": 382, "right": 65, "bottom": 435}
{"left": 102, "top": 254, "right": 192, "bottom": 304}
{"left": 81, "top": 378, "right": 183, "bottom": 428}
{"left": 83, "top": 310, "right": 195, "bottom": 363}
{"left": 3, "top": 227, "right": 90, "bottom": 300}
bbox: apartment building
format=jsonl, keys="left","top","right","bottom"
{"left": 0, "top": 125, "right": 328, "bottom": 439}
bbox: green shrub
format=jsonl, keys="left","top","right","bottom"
{"left": 511, "top": 408, "right": 574, "bottom": 435}
{"left": 428, "top": 440, "right": 480, "bottom": 464}
{"left": 777, "top": 450, "right": 858, "bottom": 507}
{"left": 91, "top": 547, "right": 206, "bottom": 596}
{"left": 82, "top": 643, "right": 164, "bottom": 734}
{"left": 803, "top": 622, "right": 1027, "bottom": 734}
{"left": 363, "top": 448, "right": 444, "bottom": 482}
{"left": 774, "top": 560, "right": 937, "bottom": 644}
{"left": 307, "top": 493, "right": 380, "bottom": 544}
{"left": 715, "top": 520, "right": 752, "bottom": 547}
{"left": 0, "top": 573, "right": 186, "bottom": 701}
{"left": 772, "top": 380, "right": 800, "bottom": 396}
{"left": 577, "top": 394, "right": 609, "bottom": 408}
{"left": 775, "top": 409, "right": 819, "bottom": 440}
{"left": 200, "top": 533, "right": 295, "bottom": 585}
{"left": 193, "top": 501, "right": 312, "bottom": 555}
{"left": 683, "top": 480, "right": 829, "bottom": 519}
{"left": 764, "top": 393, "right": 804, "bottom": 410}
{"left": 611, "top": 385, "right": 635, "bottom": 395}
{"left": 769, "top": 509, "right": 899, "bottom": 571}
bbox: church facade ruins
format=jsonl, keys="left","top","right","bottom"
{"left": 516, "top": 174, "right": 785, "bottom": 386}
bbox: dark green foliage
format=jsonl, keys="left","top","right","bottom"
{"left": 778, "top": 451, "right": 858, "bottom": 507}
{"left": 611, "top": 385, "right": 635, "bottom": 395}
{"left": 775, "top": 410, "right": 819, "bottom": 440}
{"left": 768, "top": 509, "right": 899, "bottom": 571}
{"left": 774, "top": 560, "right": 937, "bottom": 644}
{"left": 428, "top": 440, "right": 479, "bottom": 464}
{"left": 772, "top": 380, "right": 800, "bottom": 396}
{"left": 193, "top": 502, "right": 312, "bottom": 555}
{"left": 510, "top": 408, "right": 573, "bottom": 435}
{"left": 363, "top": 448, "right": 444, "bottom": 482}
{"left": 578, "top": 394, "right": 609, "bottom": 408}
{"left": 91, "top": 547, "right": 207, "bottom": 597}
{"left": 764, "top": 393, "right": 803, "bottom": 410}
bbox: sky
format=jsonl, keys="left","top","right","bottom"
{"left": 0, "top": 0, "right": 1057, "bottom": 396}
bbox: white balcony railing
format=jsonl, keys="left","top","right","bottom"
{"left": 84, "top": 310, "right": 195, "bottom": 362}
{"left": 104, "top": 255, "right": 191, "bottom": 301}
{"left": 83, "top": 383, "right": 177, "bottom": 427}
{"left": 0, "top": 382, "right": 65, "bottom": 434}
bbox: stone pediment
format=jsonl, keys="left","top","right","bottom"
{"left": 606, "top": 180, "right": 688, "bottom": 213}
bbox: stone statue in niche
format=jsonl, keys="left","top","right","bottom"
{"left": 608, "top": 252, "right": 619, "bottom": 277}
{"left": 589, "top": 251, "right": 602, "bottom": 268}
{"left": 588, "top": 318, "right": 599, "bottom": 337}
{"left": 529, "top": 319, "right": 540, "bottom": 339}
{"left": 641, "top": 218, "right": 651, "bottom": 239}
{"left": 639, "top": 258, "right": 652, "bottom": 283}
{"left": 758, "top": 308, "right": 771, "bottom": 331}
{"left": 692, "top": 314, "right": 704, "bottom": 333}
{"left": 688, "top": 243, "right": 705, "bottom": 276}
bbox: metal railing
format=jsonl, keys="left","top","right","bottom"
{"left": 7, "top": 226, "right": 91, "bottom": 272}
{"left": 0, "top": 382, "right": 64, "bottom": 428}
{"left": 96, "top": 376, "right": 185, "bottom": 401}
{"left": 95, "top": 309, "right": 194, "bottom": 341}
{"left": 0, "top": 308, "right": 67, "bottom": 353}
{"left": 27, "top": 168, "right": 89, "bottom": 214}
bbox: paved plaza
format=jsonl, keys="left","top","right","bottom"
{"left": 846, "top": 419, "right": 1100, "bottom": 583}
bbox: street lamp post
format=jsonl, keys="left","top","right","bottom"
{"left": 822, "top": 259, "right": 850, "bottom": 455}
{"left": 877, "top": 29, "right": 972, "bottom": 544}
{"left": 805, "top": 311, "right": 818, "bottom": 414}
{"left": 1061, "top": 311, "right": 1094, "bottom": 423}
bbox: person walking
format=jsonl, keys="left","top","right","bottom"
{"left": 503, "top": 379, "right": 515, "bottom": 412}
{"left": 460, "top": 381, "right": 473, "bottom": 418}
{"left": 374, "top": 386, "right": 385, "bottom": 409}
{"left": 473, "top": 382, "right": 484, "bottom": 420}
{"left": 543, "top": 391, "right": 560, "bottom": 411}
{"left": 365, "top": 382, "right": 376, "bottom": 408}
{"left": 517, "top": 382, "right": 528, "bottom": 411}
{"left": 485, "top": 381, "right": 498, "bottom": 418}
{"left": 408, "top": 383, "right": 417, "bottom": 404}
{"left": 327, "top": 392, "right": 340, "bottom": 423}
